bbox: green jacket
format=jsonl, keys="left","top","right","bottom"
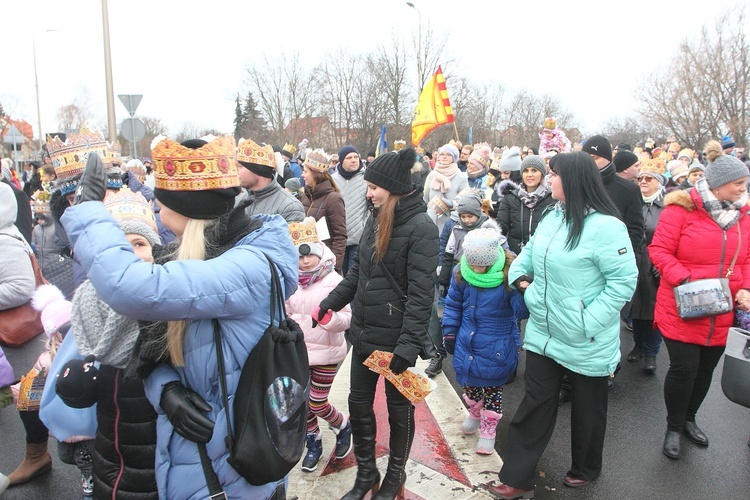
{"left": 509, "top": 205, "right": 638, "bottom": 376}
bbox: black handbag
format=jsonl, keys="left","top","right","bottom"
{"left": 43, "top": 254, "right": 75, "bottom": 300}
{"left": 208, "top": 254, "right": 309, "bottom": 490}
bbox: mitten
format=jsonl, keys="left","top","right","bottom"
{"left": 160, "top": 381, "right": 214, "bottom": 443}
{"left": 311, "top": 306, "right": 332, "bottom": 327}
{"left": 56, "top": 355, "right": 98, "bottom": 408}
{"left": 389, "top": 353, "right": 411, "bottom": 375}
{"left": 73, "top": 153, "right": 107, "bottom": 205}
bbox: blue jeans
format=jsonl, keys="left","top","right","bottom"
{"left": 632, "top": 319, "right": 662, "bottom": 357}
{"left": 342, "top": 245, "right": 358, "bottom": 277}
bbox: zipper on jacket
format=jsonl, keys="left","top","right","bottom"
{"left": 526, "top": 210, "right": 534, "bottom": 249}
{"left": 542, "top": 219, "right": 564, "bottom": 356}
{"left": 111, "top": 369, "right": 125, "bottom": 498}
{"left": 707, "top": 230, "right": 729, "bottom": 346}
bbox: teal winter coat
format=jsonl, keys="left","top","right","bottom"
{"left": 508, "top": 204, "right": 638, "bottom": 376}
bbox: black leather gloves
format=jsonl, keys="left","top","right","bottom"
{"left": 73, "top": 152, "right": 107, "bottom": 205}
{"left": 160, "top": 381, "right": 214, "bottom": 443}
{"left": 389, "top": 353, "right": 411, "bottom": 375}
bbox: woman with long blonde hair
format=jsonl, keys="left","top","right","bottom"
{"left": 61, "top": 137, "right": 299, "bottom": 499}
{"left": 317, "top": 148, "right": 439, "bottom": 499}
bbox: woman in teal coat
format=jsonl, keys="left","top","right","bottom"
{"left": 489, "top": 152, "right": 638, "bottom": 500}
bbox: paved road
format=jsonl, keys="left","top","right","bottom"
{"left": 2, "top": 324, "right": 749, "bottom": 499}
{"left": 443, "top": 324, "right": 750, "bottom": 499}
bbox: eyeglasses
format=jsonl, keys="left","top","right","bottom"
{"left": 639, "top": 175, "right": 656, "bottom": 182}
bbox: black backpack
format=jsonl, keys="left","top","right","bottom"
{"left": 206, "top": 254, "right": 310, "bottom": 492}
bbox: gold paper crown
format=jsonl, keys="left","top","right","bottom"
{"left": 363, "top": 351, "right": 433, "bottom": 404}
{"left": 151, "top": 135, "right": 239, "bottom": 191}
{"left": 282, "top": 143, "right": 296, "bottom": 156}
{"left": 640, "top": 158, "right": 667, "bottom": 175}
{"left": 304, "top": 148, "right": 329, "bottom": 173}
{"left": 31, "top": 199, "right": 50, "bottom": 215}
{"left": 237, "top": 138, "right": 275, "bottom": 169}
{"left": 288, "top": 217, "right": 319, "bottom": 246}
{"left": 677, "top": 148, "right": 694, "bottom": 160}
{"left": 46, "top": 127, "right": 121, "bottom": 181}
{"left": 543, "top": 117, "right": 556, "bottom": 130}
{"left": 393, "top": 140, "right": 406, "bottom": 151}
{"left": 103, "top": 187, "right": 158, "bottom": 233}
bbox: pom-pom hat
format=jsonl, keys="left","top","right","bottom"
{"left": 364, "top": 148, "right": 415, "bottom": 195}
{"left": 31, "top": 284, "right": 72, "bottom": 339}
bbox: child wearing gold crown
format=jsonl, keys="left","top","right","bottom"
{"left": 286, "top": 217, "right": 352, "bottom": 473}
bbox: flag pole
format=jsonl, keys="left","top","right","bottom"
{"left": 453, "top": 122, "right": 459, "bottom": 143}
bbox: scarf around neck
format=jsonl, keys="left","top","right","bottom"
{"left": 337, "top": 162, "right": 364, "bottom": 180}
{"left": 518, "top": 183, "right": 549, "bottom": 209}
{"left": 460, "top": 249, "right": 507, "bottom": 288}
{"left": 299, "top": 259, "right": 334, "bottom": 288}
{"left": 695, "top": 177, "right": 747, "bottom": 229}
{"left": 430, "top": 162, "right": 460, "bottom": 193}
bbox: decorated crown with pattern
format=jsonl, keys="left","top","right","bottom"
{"left": 640, "top": 158, "right": 667, "bottom": 175}
{"left": 237, "top": 138, "right": 275, "bottom": 169}
{"left": 103, "top": 187, "right": 158, "bottom": 233}
{"left": 282, "top": 143, "right": 296, "bottom": 156}
{"left": 46, "top": 127, "right": 122, "bottom": 181}
{"left": 303, "top": 148, "right": 330, "bottom": 173}
{"left": 151, "top": 135, "right": 239, "bottom": 191}
{"left": 288, "top": 217, "right": 319, "bottom": 246}
{"left": 31, "top": 199, "right": 50, "bottom": 215}
{"left": 393, "top": 140, "right": 406, "bottom": 151}
{"left": 543, "top": 117, "right": 557, "bottom": 130}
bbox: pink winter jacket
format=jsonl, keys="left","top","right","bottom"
{"left": 286, "top": 249, "right": 351, "bottom": 367}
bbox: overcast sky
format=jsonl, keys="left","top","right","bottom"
{"left": 3, "top": 0, "right": 743, "bottom": 143}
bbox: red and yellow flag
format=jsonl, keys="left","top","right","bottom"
{"left": 411, "top": 66, "right": 454, "bottom": 146}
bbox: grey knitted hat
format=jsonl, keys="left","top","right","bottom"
{"left": 462, "top": 228, "right": 500, "bottom": 267}
{"left": 520, "top": 155, "right": 547, "bottom": 175}
{"left": 499, "top": 147, "right": 522, "bottom": 172}
{"left": 456, "top": 193, "right": 483, "bottom": 218}
{"left": 705, "top": 154, "right": 750, "bottom": 189}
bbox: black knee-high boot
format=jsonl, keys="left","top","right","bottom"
{"left": 341, "top": 400, "right": 380, "bottom": 500}
{"left": 372, "top": 403, "right": 414, "bottom": 500}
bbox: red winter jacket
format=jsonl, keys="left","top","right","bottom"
{"left": 649, "top": 189, "right": 750, "bottom": 346}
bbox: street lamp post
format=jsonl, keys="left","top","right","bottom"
{"left": 406, "top": 2, "right": 422, "bottom": 93}
{"left": 33, "top": 29, "right": 56, "bottom": 154}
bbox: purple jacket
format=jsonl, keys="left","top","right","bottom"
{"left": 0, "top": 346, "right": 14, "bottom": 388}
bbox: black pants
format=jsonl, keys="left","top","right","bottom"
{"left": 499, "top": 351, "right": 609, "bottom": 490}
{"left": 349, "top": 350, "right": 411, "bottom": 409}
{"left": 19, "top": 410, "right": 49, "bottom": 444}
{"left": 663, "top": 338, "right": 724, "bottom": 431}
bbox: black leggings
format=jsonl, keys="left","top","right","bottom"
{"left": 19, "top": 410, "right": 49, "bottom": 444}
{"left": 663, "top": 338, "right": 724, "bottom": 431}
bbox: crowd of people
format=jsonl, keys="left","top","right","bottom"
{"left": 0, "top": 119, "right": 748, "bottom": 500}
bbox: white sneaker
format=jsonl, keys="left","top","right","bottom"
{"left": 0, "top": 472, "right": 10, "bottom": 495}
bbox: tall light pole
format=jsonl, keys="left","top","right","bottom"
{"left": 101, "top": 0, "right": 117, "bottom": 143}
{"left": 33, "top": 29, "right": 56, "bottom": 153}
{"left": 406, "top": 2, "right": 422, "bottom": 93}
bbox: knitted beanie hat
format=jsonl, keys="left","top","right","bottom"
{"left": 338, "top": 145, "right": 359, "bottom": 163}
{"left": 104, "top": 187, "right": 160, "bottom": 246}
{"left": 31, "top": 284, "right": 71, "bottom": 339}
{"left": 688, "top": 160, "right": 706, "bottom": 174}
{"left": 705, "top": 154, "right": 750, "bottom": 189}
{"left": 582, "top": 135, "right": 613, "bottom": 162}
{"left": 667, "top": 159, "right": 689, "bottom": 182}
{"left": 363, "top": 148, "right": 415, "bottom": 194}
{"left": 463, "top": 227, "right": 500, "bottom": 267}
{"left": 55, "top": 355, "right": 99, "bottom": 409}
{"left": 466, "top": 143, "right": 491, "bottom": 176}
{"left": 499, "top": 147, "right": 522, "bottom": 172}
{"left": 722, "top": 135, "right": 736, "bottom": 150}
{"left": 456, "top": 192, "right": 483, "bottom": 218}
{"left": 520, "top": 154, "right": 547, "bottom": 175}
{"left": 438, "top": 144, "right": 460, "bottom": 163}
{"left": 613, "top": 151, "right": 639, "bottom": 172}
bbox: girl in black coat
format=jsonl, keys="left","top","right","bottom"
{"left": 317, "top": 148, "right": 438, "bottom": 500}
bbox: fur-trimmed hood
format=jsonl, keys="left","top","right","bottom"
{"left": 663, "top": 188, "right": 695, "bottom": 211}
{"left": 498, "top": 179, "right": 519, "bottom": 196}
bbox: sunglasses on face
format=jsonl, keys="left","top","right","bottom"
{"left": 639, "top": 176, "right": 656, "bottom": 182}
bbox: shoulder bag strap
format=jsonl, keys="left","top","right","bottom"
{"left": 378, "top": 260, "right": 408, "bottom": 304}
{"left": 726, "top": 222, "right": 742, "bottom": 278}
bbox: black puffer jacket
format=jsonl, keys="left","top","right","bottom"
{"left": 321, "top": 190, "right": 439, "bottom": 364}
{"left": 496, "top": 187, "right": 556, "bottom": 255}
{"left": 92, "top": 366, "right": 158, "bottom": 500}
{"left": 599, "top": 163, "right": 645, "bottom": 256}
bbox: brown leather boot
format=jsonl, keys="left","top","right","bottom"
{"left": 8, "top": 442, "right": 52, "bottom": 485}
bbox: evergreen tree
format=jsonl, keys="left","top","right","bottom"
{"left": 233, "top": 93, "right": 246, "bottom": 140}
{"left": 242, "top": 92, "right": 266, "bottom": 140}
